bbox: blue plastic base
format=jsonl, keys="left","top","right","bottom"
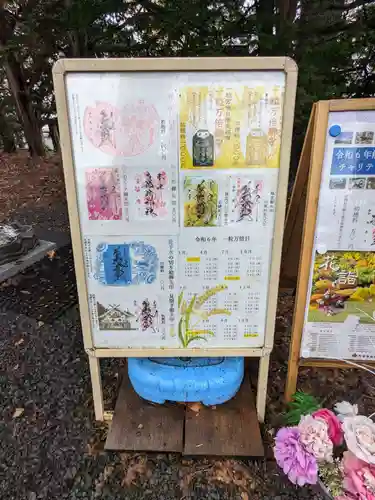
{"left": 128, "top": 357, "right": 244, "bottom": 406}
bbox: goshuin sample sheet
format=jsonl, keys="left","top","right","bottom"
{"left": 66, "top": 71, "right": 285, "bottom": 348}
{"left": 301, "top": 111, "right": 375, "bottom": 360}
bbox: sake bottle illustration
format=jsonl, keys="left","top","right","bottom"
{"left": 192, "top": 129, "right": 214, "bottom": 167}
{"left": 246, "top": 129, "right": 268, "bottom": 166}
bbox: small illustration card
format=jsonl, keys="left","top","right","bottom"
{"left": 96, "top": 296, "right": 165, "bottom": 333}
{"left": 83, "top": 101, "right": 159, "bottom": 157}
{"left": 229, "top": 176, "right": 263, "bottom": 224}
{"left": 85, "top": 168, "right": 122, "bottom": 220}
{"left": 183, "top": 176, "right": 219, "bottom": 227}
{"left": 88, "top": 236, "right": 178, "bottom": 294}
{"left": 93, "top": 241, "right": 159, "bottom": 286}
{"left": 126, "top": 169, "right": 171, "bottom": 220}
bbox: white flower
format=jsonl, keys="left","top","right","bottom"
{"left": 334, "top": 401, "right": 358, "bottom": 421}
{"left": 343, "top": 416, "right": 375, "bottom": 465}
{"left": 299, "top": 415, "right": 333, "bottom": 462}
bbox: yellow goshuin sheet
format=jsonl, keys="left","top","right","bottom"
{"left": 179, "top": 85, "right": 284, "bottom": 170}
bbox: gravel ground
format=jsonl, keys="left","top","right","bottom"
{"left": 0, "top": 300, "right": 324, "bottom": 499}
{"left": 2, "top": 153, "right": 373, "bottom": 499}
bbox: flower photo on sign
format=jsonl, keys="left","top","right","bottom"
{"left": 308, "top": 251, "right": 375, "bottom": 324}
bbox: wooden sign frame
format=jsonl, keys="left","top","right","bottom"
{"left": 280, "top": 104, "right": 316, "bottom": 288}
{"left": 285, "top": 98, "right": 375, "bottom": 401}
{"left": 53, "top": 57, "right": 297, "bottom": 422}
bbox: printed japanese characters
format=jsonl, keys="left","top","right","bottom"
{"left": 96, "top": 300, "right": 161, "bottom": 333}
{"left": 124, "top": 168, "right": 177, "bottom": 228}
{"left": 132, "top": 170, "right": 169, "bottom": 219}
{"left": 66, "top": 70, "right": 287, "bottom": 349}
{"left": 308, "top": 252, "right": 375, "bottom": 324}
{"left": 85, "top": 236, "right": 177, "bottom": 347}
{"left": 315, "top": 130, "right": 375, "bottom": 251}
{"left": 230, "top": 177, "right": 263, "bottom": 224}
{"left": 83, "top": 101, "right": 159, "bottom": 157}
{"left": 183, "top": 177, "right": 219, "bottom": 227}
{"left": 180, "top": 84, "right": 284, "bottom": 169}
{"left": 85, "top": 168, "right": 122, "bottom": 220}
{"left": 178, "top": 233, "right": 271, "bottom": 346}
{"left": 301, "top": 118, "right": 375, "bottom": 361}
{"left": 82, "top": 166, "right": 177, "bottom": 232}
{"left": 93, "top": 241, "right": 158, "bottom": 286}
{"left": 331, "top": 147, "right": 375, "bottom": 176}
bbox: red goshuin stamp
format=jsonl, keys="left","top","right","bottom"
{"left": 83, "top": 101, "right": 159, "bottom": 157}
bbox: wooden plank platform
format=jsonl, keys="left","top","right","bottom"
{"left": 184, "top": 374, "right": 264, "bottom": 456}
{"left": 105, "top": 373, "right": 185, "bottom": 452}
{"left": 0, "top": 240, "right": 56, "bottom": 283}
{"left": 106, "top": 372, "right": 264, "bottom": 457}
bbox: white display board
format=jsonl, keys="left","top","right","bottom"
{"left": 53, "top": 58, "right": 297, "bottom": 422}
{"left": 301, "top": 110, "right": 375, "bottom": 360}
{"left": 65, "top": 71, "right": 285, "bottom": 349}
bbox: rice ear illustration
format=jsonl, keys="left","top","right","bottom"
{"left": 178, "top": 285, "right": 231, "bottom": 348}
{"left": 195, "top": 284, "right": 227, "bottom": 307}
{"left": 178, "top": 290, "right": 184, "bottom": 308}
{"left": 206, "top": 308, "right": 231, "bottom": 317}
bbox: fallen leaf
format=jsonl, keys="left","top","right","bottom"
{"left": 121, "top": 455, "right": 151, "bottom": 487}
{"left": 211, "top": 460, "right": 251, "bottom": 489}
{"left": 187, "top": 402, "right": 202, "bottom": 413}
{"left": 37, "top": 321, "right": 44, "bottom": 328}
{"left": 137, "top": 424, "right": 143, "bottom": 429}
{"left": 12, "top": 408, "right": 24, "bottom": 418}
{"left": 179, "top": 471, "right": 193, "bottom": 497}
{"left": 241, "top": 493, "right": 249, "bottom": 500}
{"left": 46, "top": 250, "right": 56, "bottom": 260}
{"left": 86, "top": 439, "right": 105, "bottom": 457}
{"left": 15, "top": 338, "right": 24, "bottom": 346}
{"left": 94, "top": 465, "right": 114, "bottom": 496}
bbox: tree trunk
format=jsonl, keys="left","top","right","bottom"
{"left": 49, "top": 122, "right": 60, "bottom": 153}
{"left": 4, "top": 53, "right": 45, "bottom": 157}
{"left": 256, "top": 0, "right": 276, "bottom": 55}
{"left": 276, "top": 0, "right": 298, "bottom": 55}
{"left": 0, "top": 128, "right": 16, "bottom": 153}
{"left": 0, "top": 107, "right": 16, "bottom": 152}
{"left": 1, "top": 133, "right": 16, "bottom": 153}
{"left": 64, "top": 0, "right": 87, "bottom": 57}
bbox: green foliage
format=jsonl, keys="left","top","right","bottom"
{"left": 319, "top": 460, "right": 344, "bottom": 498}
{"left": 283, "top": 391, "right": 322, "bottom": 426}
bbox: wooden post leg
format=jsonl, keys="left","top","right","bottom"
{"left": 256, "top": 354, "right": 270, "bottom": 423}
{"left": 88, "top": 355, "right": 104, "bottom": 421}
{"left": 285, "top": 357, "right": 298, "bottom": 403}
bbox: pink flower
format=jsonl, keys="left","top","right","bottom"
{"left": 343, "top": 416, "right": 375, "bottom": 465}
{"left": 313, "top": 408, "right": 343, "bottom": 446}
{"left": 299, "top": 415, "right": 333, "bottom": 462}
{"left": 273, "top": 427, "right": 318, "bottom": 486}
{"left": 341, "top": 451, "right": 375, "bottom": 499}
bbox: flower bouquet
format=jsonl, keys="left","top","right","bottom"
{"left": 274, "top": 392, "right": 375, "bottom": 499}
